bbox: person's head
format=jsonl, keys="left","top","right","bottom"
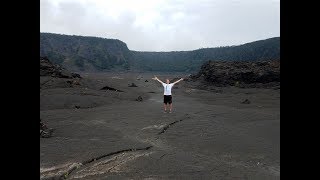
{"left": 166, "top": 79, "right": 170, "bottom": 84}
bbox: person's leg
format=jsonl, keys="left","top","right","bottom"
{"left": 169, "top": 95, "right": 173, "bottom": 112}
{"left": 164, "top": 95, "right": 169, "bottom": 112}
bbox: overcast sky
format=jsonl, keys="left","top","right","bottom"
{"left": 40, "top": 0, "right": 280, "bottom": 51}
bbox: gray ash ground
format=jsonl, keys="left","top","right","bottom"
{"left": 40, "top": 70, "right": 280, "bottom": 179}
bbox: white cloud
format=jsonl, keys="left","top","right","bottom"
{"left": 40, "top": 0, "right": 280, "bottom": 51}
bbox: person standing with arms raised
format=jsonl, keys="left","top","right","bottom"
{"left": 152, "top": 76, "right": 184, "bottom": 113}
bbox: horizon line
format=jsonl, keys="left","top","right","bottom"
{"left": 40, "top": 31, "right": 279, "bottom": 53}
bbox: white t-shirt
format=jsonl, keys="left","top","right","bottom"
{"left": 162, "top": 83, "right": 174, "bottom": 95}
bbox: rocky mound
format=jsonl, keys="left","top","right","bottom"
{"left": 40, "top": 56, "right": 81, "bottom": 78}
{"left": 190, "top": 60, "right": 280, "bottom": 88}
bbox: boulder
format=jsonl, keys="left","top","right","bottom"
{"left": 136, "top": 96, "right": 143, "bottom": 102}
{"left": 40, "top": 119, "right": 54, "bottom": 138}
{"left": 128, "top": 83, "right": 138, "bottom": 87}
{"left": 241, "top": 99, "right": 251, "bottom": 104}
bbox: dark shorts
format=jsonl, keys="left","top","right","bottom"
{"left": 164, "top": 95, "right": 172, "bottom": 104}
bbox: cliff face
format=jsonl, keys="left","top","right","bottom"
{"left": 40, "top": 33, "right": 131, "bottom": 72}
{"left": 40, "top": 33, "right": 280, "bottom": 72}
{"left": 191, "top": 60, "right": 280, "bottom": 88}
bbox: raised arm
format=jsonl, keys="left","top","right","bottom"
{"left": 152, "top": 76, "right": 164, "bottom": 84}
{"left": 173, "top": 78, "right": 184, "bottom": 84}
